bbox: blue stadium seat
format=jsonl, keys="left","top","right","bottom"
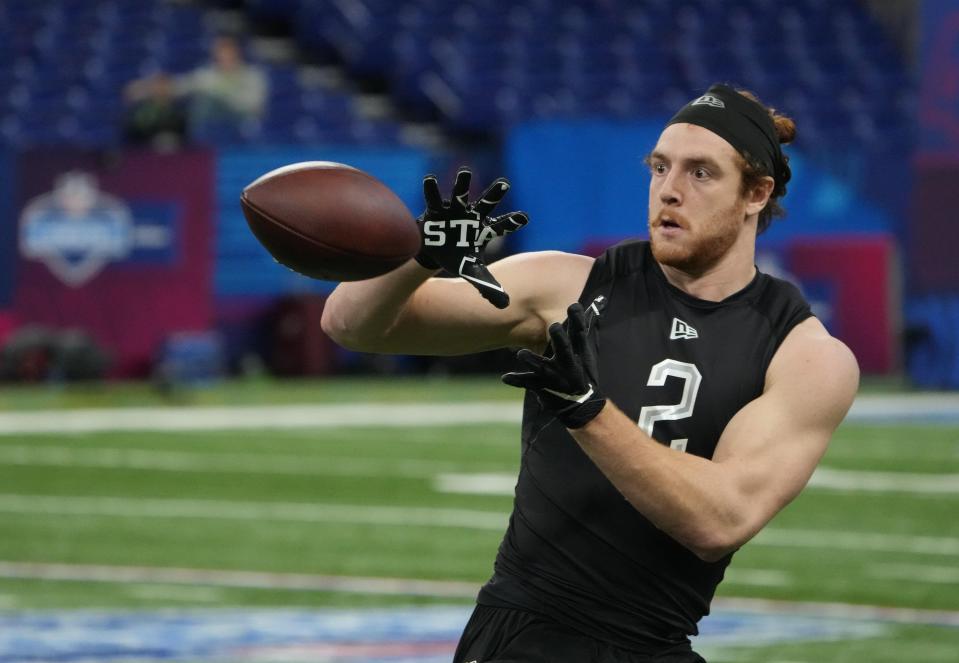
{"left": 0, "top": 0, "right": 915, "bottom": 153}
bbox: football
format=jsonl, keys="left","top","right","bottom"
{"left": 240, "top": 161, "right": 421, "bottom": 281}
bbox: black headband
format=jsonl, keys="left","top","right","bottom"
{"left": 667, "top": 84, "right": 790, "bottom": 190}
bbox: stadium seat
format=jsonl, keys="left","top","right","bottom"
{"left": 0, "top": 0, "right": 914, "bottom": 154}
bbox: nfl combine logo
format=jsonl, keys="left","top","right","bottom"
{"left": 670, "top": 318, "right": 699, "bottom": 340}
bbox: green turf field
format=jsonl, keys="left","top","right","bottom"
{"left": 1, "top": 377, "right": 957, "bottom": 661}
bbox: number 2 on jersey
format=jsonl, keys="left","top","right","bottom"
{"left": 637, "top": 359, "right": 702, "bottom": 452}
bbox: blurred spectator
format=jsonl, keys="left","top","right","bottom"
{"left": 122, "top": 73, "right": 188, "bottom": 150}
{"left": 0, "top": 326, "right": 111, "bottom": 382}
{"left": 124, "top": 35, "right": 267, "bottom": 143}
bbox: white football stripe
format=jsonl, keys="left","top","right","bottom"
{"left": 246, "top": 161, "right": 357, "bottom": 189}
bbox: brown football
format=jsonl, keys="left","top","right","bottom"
{"left": 240, "top": 161, "right": 420, "bottom": 281}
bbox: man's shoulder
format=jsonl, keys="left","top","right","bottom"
{"left": 768, "top": 318, "right": 860, "bottom": 402}
{"left": 590, "top": 239, "right": 652, "bottom": 280}
{"left": 789, "top": 319, "right": 858, "bottom": 370}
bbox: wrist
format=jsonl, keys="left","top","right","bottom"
{"left": 413, "top": 252, "right": 440, "bottom": 270}
{"left": 556, "top": 394, "right": 607, "bottom": 430}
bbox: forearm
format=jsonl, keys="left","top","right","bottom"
{"left": 321, "top": 258, "right": 436, "bottom": 350}
{"left": 569, "top": 402, "right": 746, "bottom": 561}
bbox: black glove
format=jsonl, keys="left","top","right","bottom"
{"left": 502, "top": 303, "right": 607, "bottom": 429}
{"left": 415, "top": 167, "right": 528, "bottom": 309}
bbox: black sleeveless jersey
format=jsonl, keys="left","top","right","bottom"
{"left": 478, "top": 240, "right": 812, "bottom": 654}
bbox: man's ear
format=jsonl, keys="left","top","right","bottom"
{"left": 744, "top": 175, "right": 775, "bottom": 218}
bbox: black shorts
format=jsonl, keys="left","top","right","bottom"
{"left": 452, "top": 605, "right": 707, "bottom": 663}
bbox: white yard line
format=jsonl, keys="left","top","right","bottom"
{"left": 434, "top": 473, "right": 517, "bottom": 495}
{"left": 1, "top": 560, "right": 958, "bottom": 628}
{"left": 712, "top": 596, "right": 959, "bottom": 627}
{"left": 846, "top": 393, "right": 959, "bottom": 424}
{"left": 1, "top": 492, "right": 957, "bottom": 558}
{"left": 124, "top": 584, "right": 226, "bottom": 603}
{"left": 0, "top": 402, "right": 523, "bottom": 435}
{"left": 435, "top": 469, "right": 959, "bottom": 497}
{"left": 0, "top": 393, "right": 954, "bottom": 435}
{"left": 754, "top": 528, "right": 959, "bottom": 556}
{"left": 5, "top": 446, "right": 956, "bottom": 496}
{"left": 0, "top": 445, "right": 495, "bottom": 479}
{"left": 0, "top": 494, "right": 509, "bottom": 531}
{"left": 808, "top": 467, "right": 959, "bottom": 494}
{"left": 868, "top": 563, "right": 959, "bottom": 585}
{"left": 721, "top": 569, "right": 792, "bottom": 587}
{"left": 0, "top": 561, "right": 480, "bottom": 599}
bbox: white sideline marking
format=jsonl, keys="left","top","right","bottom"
{"left": 869, "top": 563, "right": 959, "bottom": 585}
{"left": 809, "top": 467, "right": 959, "bottom": 494}
{"left": 0, "top": 445, "right": 498, "bottom": 479}
{"left": 0, "top": 392, "right": 954, "bottom": 435}
{"left": 0, "top": 494, "right": 509, "bottom": 531}
{"left": 0, "top": 402, "right": 523, "bottom": 435}
{"left": 712, "top": 596, "right": 959, "bottom": 627}
{"left": 7, "top": 446, "right": 956, "bottom": 496}
{"left": 722, "top": 569, "right": 792, "bottom": 587}
{"left": 436, "top": 469, "right": 959, "bottom": 497}
{"left": 0, "top": 561, "right": 480, "bottom": 598}
{"left": 434, "top": 473, "right": 516, "bottom": 495}
{"left": 2, "top": 561, "right": 959, "bottom": 628}
{"left": 125, "top": 583, "right": 226, "bottom": 603}
{"left": 845, "top": 393, "right": 959, "bottom": 423}
{"left": 754, "top": 528, "right": 959, "bottom": 556}
{"left": 1, "top": 493, "right": 956, "bottom": 558}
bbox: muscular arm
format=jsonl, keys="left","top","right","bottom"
{"left": 320, "top": 251, "right": 595, "bottom": 355}
{"left": 568, "top": 317, "right": 859, "bottom": 562}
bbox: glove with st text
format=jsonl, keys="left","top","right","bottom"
{"left": 415, "top": 168, "right": 528, "bottom": 309}
{"left": 501, "top": 303, "right": 607, "bottom": 429}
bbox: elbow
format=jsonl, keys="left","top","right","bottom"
{"left": 684, "top": 523, "right": 750, "bottom": 563}
{"left": 680, "top": 494, "right": 763, "bottom": 562}
{"left": 690, "top": 539, "right": 737, "bottom": 563}
{"left": 320, "top": 297, "right": 359, "bottom": 350}
{"left": 321, "top": 292, "right": 388, "bottom": 352}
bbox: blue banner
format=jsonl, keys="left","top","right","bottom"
{"left": 505, "top": 119, "right": 894, "bottom": 254}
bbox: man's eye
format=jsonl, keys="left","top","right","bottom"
{"left": 693, "top": 167, "right": 709, "bottom": 179}
{"left": 653, "top": 163, "right": 666, "bottom": 174}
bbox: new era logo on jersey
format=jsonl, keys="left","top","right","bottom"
{"left": 670, "top": 318, "right": 699, "bottom": 340}
{"left": 691, "top": 94, "right": 725, "bottom": 108}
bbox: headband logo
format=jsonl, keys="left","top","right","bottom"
{"left": 691, "top": 94, "right": 725, "bottom": 109}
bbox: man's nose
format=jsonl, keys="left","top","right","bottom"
{"left": 659, "top": 171, "right": 682, "bottom": 206}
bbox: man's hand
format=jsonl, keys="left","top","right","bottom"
{"left": 502, "top": 303, "right": 607, "bottom": 429}
{"left": 415, "top": 168, "right": 528, "bottom": 309}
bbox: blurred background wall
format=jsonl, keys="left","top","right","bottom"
{"left": 0, "top": 0, "right": 953, "bottom": 387}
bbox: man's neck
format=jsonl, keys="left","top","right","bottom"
{"left": 658, "top": 235, "right": 757, "bottom": 302}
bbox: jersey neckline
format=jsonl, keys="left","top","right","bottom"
{"left": 645, "top": 243, "right": 765, "bottom": 309}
